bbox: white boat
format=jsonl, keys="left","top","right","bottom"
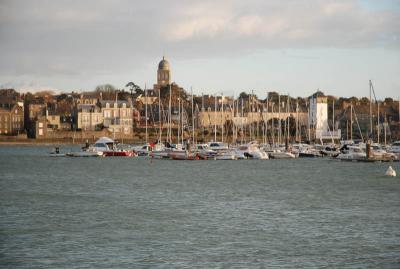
{"left": 268, "top": 150, "right": 297, "bottom": 159}
{"left": 387, "top": 141, "right": 400, "bottom": 159}
{"left": 370, "top": 143, "right": 398, "bottom": 161}
{"left": 150, "top": 143, "right": 178, "bottom": 159}
{"left": 336, "top": 146, "right": 366, "bottom": 161}
{"left": 49, "top": 147, "right": 66, "bottom": 157}
{"left": 168, "top": 150, "right": 200, "bottom": 160}
{"left": 193, "top": 144, "right": 217, "bottom": 159}
{"left": 132, "top": 144, "right": 152, "bottom": 156}
{"left": 208, "top": 141, "right": 229, "bottom": 152}
{"left": 235, "top": 142, "right": 269, "bottom": 160}
{"left": 89, "top": 137, "right": 136, "bottom": 157}
{"left": 215, "top": 150, "right": 237, "bottom": 160}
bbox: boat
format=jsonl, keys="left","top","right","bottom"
{"left": 215, "top": 150, "right": 237, "bottom": 160}
{"left": 319, "top": 144, "right": 340, "bottom": 157}
{"left": 87, "top": 137, "right": 136, "bottom": 157}
{"left": 268, "top": 149, "right": 297, "bottom": 159}
{"left": 208, "top": 141, "right": 229, "bottom": 152}
{"left": 235, "top": 141, "right": 269, "bottom": 159}
{"left": 169, "top": 150, "right": 200, "bottom": 160}
{"left": 370, "top": 143, "right": 398, "bottom": 161}
{"left": 336, "top": 145, "right": 366, "bottom": 161}
{"left": 132, "top": 144, "right": 152, "bottom": 156}
{"left": 150, "top": 143, "right": 173, "bottom": 159}
{"left": 66, "top": 150, "right": 104, "bottom": 157}
{"left": 193, "top": 144, "right": 217, "bottom": 159}
{"left": 387, "top": 141, "right": 400, "bottom": 159}
{"left": 49, "top": 147, "right": 66, "bottom": 157}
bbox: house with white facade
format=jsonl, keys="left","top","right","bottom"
{"left": 100, "top": 100, "right": 133, "bottom": 135}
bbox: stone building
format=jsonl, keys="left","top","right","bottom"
{"left": 75, "top": 104, "right": 103, "bottom": 131}
{"left": 100, "top": 100, "right": 133, "bottom": 135}
{"left": 0, "top": 104, "right": 24, "bottom": 135}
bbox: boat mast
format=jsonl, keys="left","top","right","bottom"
{"left": 201, "top": 92, "right": 204, "bottom": 141}
{"left": 114, "top": 91, "right": 117, "bottom": 141}
{"left": 332, "top": 99, "right": 335, "bottom": 137}
{"left": 377, "top": 101, "right": 380, "bottom": 144}
{"left": 350, "top": 103, "right": 353, "bottom": 141}
{"left": 296, "top": 99, "right": 299, "bottom": 142}
{"left": 221, "top": 93, "right": 224, "bottom": 143}
{"left": 191, "top": 87, "right": 194, "bottom": 145}
{"left": 278, "top": 94, "right": 281, "bottom": 145}
{"left": 181, "top": 98, "right": 184, "bottom": 145}
{"left": 169, "top": 84, "right": 172, "bottom": 144}
{"left": 286, "top": 95, "right": 290, "bottom": 145}
{"left": 177, "top": 91, "right": 180, "bottom": 145}
{"left": 369, "top": 80, "right": 373, "bottom": 141}
{"left": 272, "top": 102, "right": 275, "bottom": 145}
{"left": 145, "top": 83, "right": 148, "bottom": 144}
{"left": 384, "top": 113, "right": 387, "bottom": 145}
{"left": 214, "top": 94, "right": 217, "bottom": 142}
{"left": 158, "top": 87, "right": 161, "bottom": 144}
{"left": 307, "top": 100, "right": 310, "bottom": 143}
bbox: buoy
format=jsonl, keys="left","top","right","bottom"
{"left": 385, "top": 166, "right": 396, "bottom": 177}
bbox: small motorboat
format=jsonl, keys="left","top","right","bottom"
{"left": 49, "top": 147, "right": 66, "bottom": 157}
{"left": 169, "top": 151, "right": 200, "bottom": 160}
{"left": 215, "top": 150, "right": 237, "bottom": 160}
{"left": 66, "top": 150, "right": 104, "bottom": 157}
{"left": 89, "top": 137, "right": 136, "bottom": 157}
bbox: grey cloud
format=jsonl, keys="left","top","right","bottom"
{"left": 0, "top": 0, "right": 399, "bottom": 92}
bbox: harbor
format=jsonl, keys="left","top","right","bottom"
{"left": 1, "top": 145, "right": 400, "bottom": 268}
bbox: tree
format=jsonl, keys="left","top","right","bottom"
{"left": 239, "top": 92, "right": 249, "bottom": 100}
{"left": 95, "top": 84, "right": 117, "bottom": 100}
{"left": 126, "top": 82, "right": 143, "bottom": 96}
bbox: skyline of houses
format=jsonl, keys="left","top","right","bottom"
{"left": 0, "top": 57, "right": 399, "bottom": 141}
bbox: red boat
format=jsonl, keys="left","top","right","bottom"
{"left": 103, "top": 150, "right": 136, "bottom": 157}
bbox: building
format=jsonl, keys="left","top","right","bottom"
{"left": 136, "top": 89, "right": 158, "bottom": 105}
{"left": 0, "top": 104, "right": 24, "bottom": 135}
{"left": 100, "top": 100, "right": 133, "bottom": 135}
{"left": 76, "top": 92, "right": 100, "bottom": 105}
{"left": 309, "top": 94, "right": 341, "bottom": 140}
{"left": 154, "top": 56, "right": 171, "bottom": 90}
{"left": 75, "top": 104, "right": 103, "bottom": 131}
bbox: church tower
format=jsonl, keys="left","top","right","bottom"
{"left": 157, "top": 56, "right": 171, "bottom": 87}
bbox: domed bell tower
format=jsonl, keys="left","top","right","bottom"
{"left": 157, "top": 56, "right": 171, "bottom": 87}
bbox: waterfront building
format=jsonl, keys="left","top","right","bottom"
{"left": 75, "top": 104, "right": 103, "bottom": 131}
{"left": 0, "top": 89, "right": 24, "bottom": 135}
{"left": 100, "top": 100, "right": 133, "bottom": 135}
{"left": 0, "top": 103, "right": 24, "bottom": 135}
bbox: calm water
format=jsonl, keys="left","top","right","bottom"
{"left": 0, "top": 145, "right": 400, "bottom": 268}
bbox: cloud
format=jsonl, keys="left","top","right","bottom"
{"left": 163, "top": 0, "right": 400, "bottom": 48}
{"left": 0, "top": 0, "right": 399, "bottom": 94}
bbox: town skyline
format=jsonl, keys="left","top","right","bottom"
{"left": 0, "top": 0, "right": 399, "bottom": 98}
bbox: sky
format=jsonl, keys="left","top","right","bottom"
{"left": 0, "top": 0, "right": 399, "bottom": 99}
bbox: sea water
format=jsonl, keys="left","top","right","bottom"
{"left": 1, "top": 145, "right": 399, "bottom": 268}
